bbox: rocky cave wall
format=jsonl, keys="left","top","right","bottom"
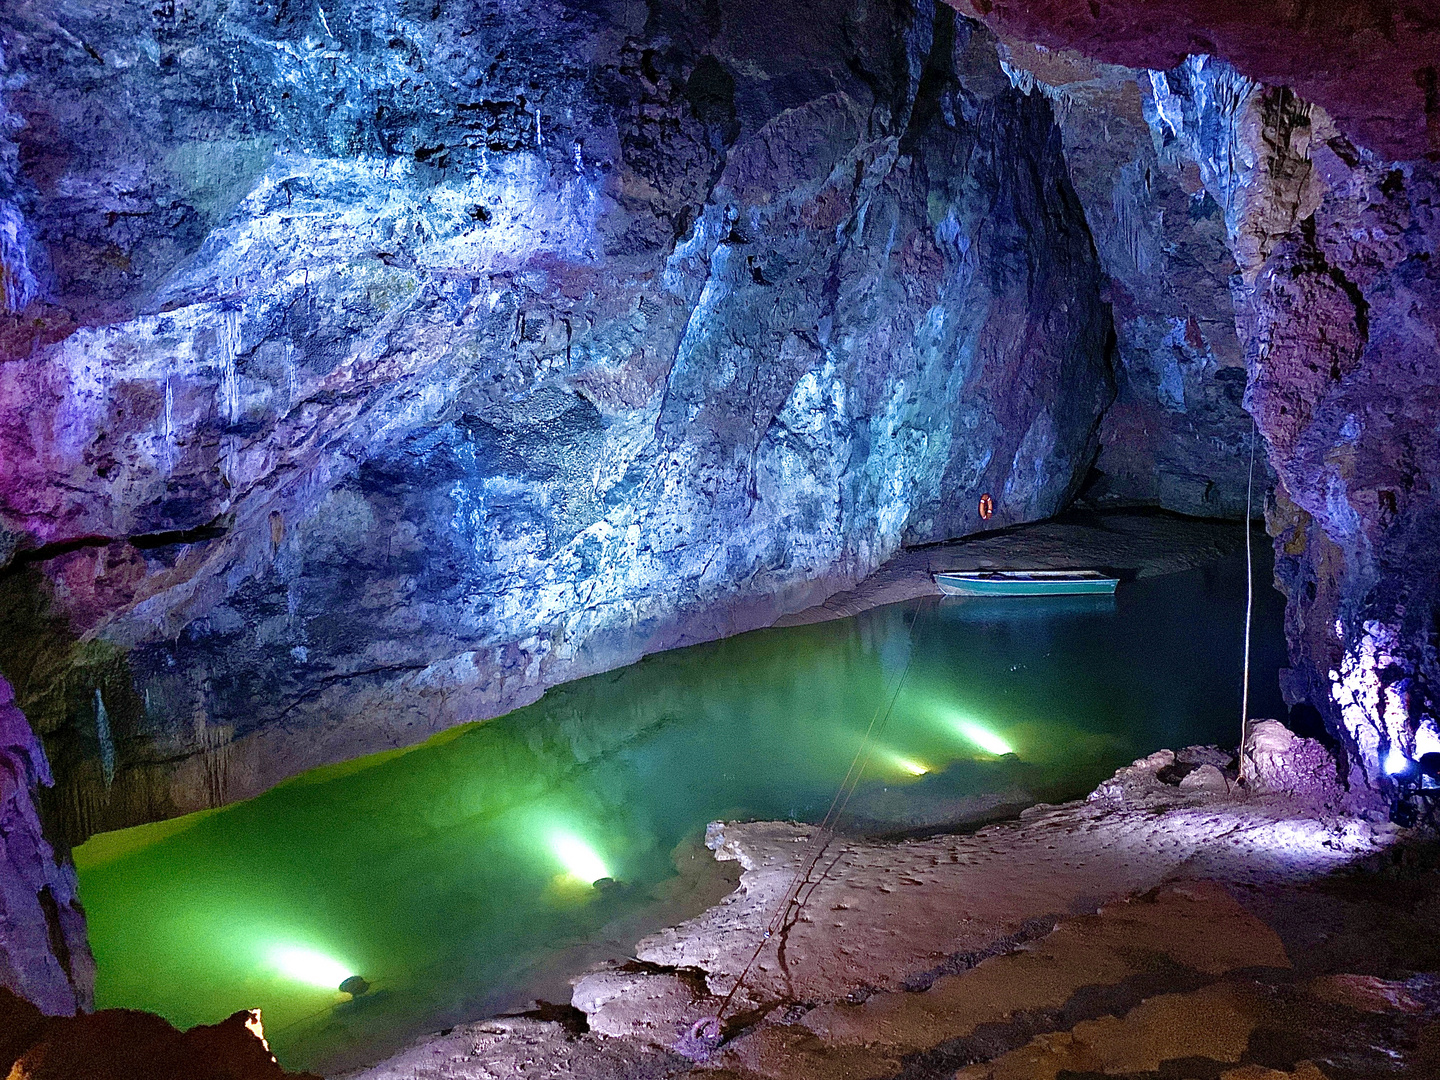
{"left": 962, "top": 0, "right": 1440, "bottom": 801}
{"left": 0, "top": 676, "right": 92, "bottom": 1016}
{"left": 0, "top": 0, "right": 1119, "bottom": 845}
{"left": 1, "top": 0, "right": 1436, "bottom": 1018}
{"left": 985, "top": 40, "right": 1267, "bottom": 518}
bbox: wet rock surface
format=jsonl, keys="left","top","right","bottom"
{"left": 1203, "top": 77, "right": 1440, "bottom": 801}
{"left": 625, "top": 744, "right": 1386, "bottom": 1017}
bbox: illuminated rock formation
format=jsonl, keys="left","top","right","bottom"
{"left": 0, "top": 2, "right": 1111, "bottom": 840}
{"left": 0, "top": 677, "right": 93, "bottom": 1014}
{"left": 961, "top": 0, "right": 1440, "bottom": 803}
{"left": 0, "top": 5, "right": 1434, "bottom": 1023}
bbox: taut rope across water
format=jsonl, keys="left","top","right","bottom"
{"left": 686, "top": 599, "right": 933, "bottom": 1050}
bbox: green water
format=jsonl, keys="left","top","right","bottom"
{"left": 74, "top": 547, "right": 1285, "bottom": 1073}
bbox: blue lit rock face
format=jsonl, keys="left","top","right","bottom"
{"left": 990, "top": 23, "right": 1440, "bottom": 794}
{"left": 0, "top": 1, "right": 1111, "bottom": 838}
{"left": 1135, "top": 57, "right": 1440, "bottom": 798}
{"left": 981, "top": 43, "right": 1269, "bottom": 518}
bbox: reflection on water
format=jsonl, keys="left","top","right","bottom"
{"left": 74, "top": 546, "right": 1285, "bottom": 1072}
{"left": 940, "top": 591, "right": 1116, "bottom": 621}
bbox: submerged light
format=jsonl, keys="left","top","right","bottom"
{"left": 882, "top": 751, "right": 930, "bottom": 776}
{"left": 955, "top": 720, "right": 1014, "bottom": 757}
{"left": 269, "top": 946, "right": 355, "bottom": 990}
{"left": 548, "top": 830, "right": 610, "bottom": 884}
{"left": 1384, "top": 748, "right": 1418, "bottom": 780}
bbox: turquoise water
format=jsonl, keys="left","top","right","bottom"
{"left": 73, "top": 546, "right": 1285, "bottom": 1072}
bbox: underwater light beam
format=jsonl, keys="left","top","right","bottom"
{"left": 268, "top": 946, "right": 355, "bottom": 989}
{"left": 954, "top": 719, "right": 1015, "bottom": 756}
{"left": 881, "top": 751, "right": 930, "bottom": 776}
{"left": 548, "top": 830, "right": 610, "bottom": 884}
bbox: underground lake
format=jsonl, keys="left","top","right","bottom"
{"left": 71, "top": 542, "right": 1286, "bottom": 1073}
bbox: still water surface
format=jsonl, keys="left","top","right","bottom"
{"left": 74, "top": 546, "right": 1285, "bottom": 1072}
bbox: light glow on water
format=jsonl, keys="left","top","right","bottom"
{"left": 881, "top": 751, "right": 930, "bottom": 776}
{"left": 548, "top": 831, "right": 610, "bottom": 884}
{"left": 269, "top": 946, "right": 354, "bottom": 990}
{"left": 72, "top": 547, "right": 1288, "bottom": 1073}
{"left": 954, "top": 719, "right": 1015, "bottom": 756}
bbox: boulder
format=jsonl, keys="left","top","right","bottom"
{"left": 571, "top": 966, "right": 711, "bottom": 1043}
{"left": 1178, "top": 763, "right": 1230, "bottom": 793}
{"left": 1242, "top": 720, "right": 1342, "bottom": 802}
{"left": 1, "top": 996, "right": 321, "bottom": 1080}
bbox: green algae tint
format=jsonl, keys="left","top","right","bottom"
{"left": 74, "top": 549, "right": 1285, "bottom": 1073}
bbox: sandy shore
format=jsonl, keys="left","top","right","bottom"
{"left": 346, "top": 737, "right": 1440, "bottom": 1080}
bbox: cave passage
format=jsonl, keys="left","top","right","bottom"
{"left": 71, "top": 542, "right": 1284, "bottom": 1073}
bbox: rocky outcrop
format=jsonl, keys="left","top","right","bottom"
{"left": 983, "top": 43, "right": 1266, "bottom": 517}
{"left": 1242, "top": 719, "right": 1343, "bottom": 803}
{"left": 604, "top": 748, "right": 1382, "bottom": 1025}
{"left": 1245, "top": 135, "right": 1440, "bottom": 798}
{"left": 954, "top": 1, "right": 1440, "bottom": 162}
{"left": 969, "top": 5, "right": 1440, "bottom": 797}
{"left": 0, "top": 2, "right": 1113, "bottom": 841}
{"left": 0, "top": 677, "right": 93, "bottom": 1015}
{"left": 0, "top": 987, "right": 320, "bottom": 1080}
{"left": 1159, "top": 66, "right": 1440, "bottom": 799}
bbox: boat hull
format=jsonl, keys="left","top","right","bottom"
{"left": 934, "top": 573, "right": 1119, "bottom": 597}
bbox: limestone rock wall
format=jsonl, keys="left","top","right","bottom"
{"left": 975, "top": 3, "right": 1440, "bottom": 797}
{"left": 1242, "top": 111, "right": 1440, "bottom": 798}
{"left": 0, "top": 677, "right": 93, "bottom": 1015}
{"left": 0, "top": 1, "right": 1112, "bottom": 842}
{"left": 984, "top": 42, "right": 1266, "bottom": 517}
{"left": 1130, "top": 54, "right": 1440, "bottom": 798}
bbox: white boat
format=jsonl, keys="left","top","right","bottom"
{"left": 934, "top": 569, "right": 1120, "bottom": 597}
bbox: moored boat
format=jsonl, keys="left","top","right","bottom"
{"left": 934, "top": 569, "right": 1120, "bottom": 597}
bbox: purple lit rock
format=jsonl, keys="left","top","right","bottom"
{"left": 967, "top": 7, "right": 1440, "bottom": 793}
{"left": 0, "top": 677, "right": 94, "bottom": 1014}
{"left": 982, "top": 43, "right": 1267, "bottom": 517}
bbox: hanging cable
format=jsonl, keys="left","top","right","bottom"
{"left": 1240, "top": 416, "right": 1257, "bottom": 781}
{"left": 701, "top": 598, "right": 932, "bottom": 1034}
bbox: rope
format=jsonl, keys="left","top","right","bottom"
{"left": 275, "top": 601, "right": 936, "bottom": 1052}
{"left": 1240, "top": 416, "right": 1257, "bottom": 781}
{"left": 707, "top": 598, "right": 931, "bottom": 1029}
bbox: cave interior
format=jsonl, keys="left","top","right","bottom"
{"left": 1, "top": 0, "right": 1439, "bottom": 1078}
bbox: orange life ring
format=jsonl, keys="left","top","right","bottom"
{"left": 978, "top": 493, "right": 994, "bottom": 521}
